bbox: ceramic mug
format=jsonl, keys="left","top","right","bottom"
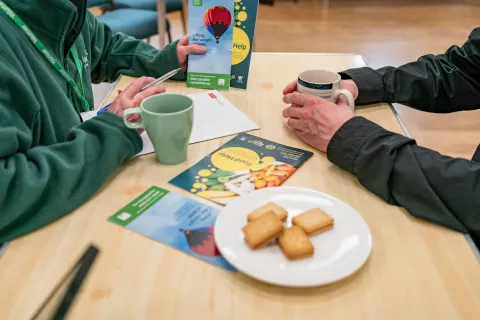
{"left": 123, "top": 94, "right": 194, "bottom": 165}
{"left": 297, "top": 70, "right": 355, "bottom": 109}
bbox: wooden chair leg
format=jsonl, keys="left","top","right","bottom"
{"left": 180, "top": 9, "right": 187, "bottom": 35}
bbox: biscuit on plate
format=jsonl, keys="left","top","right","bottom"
{"left": 278, "top": 226, "right": 314, "bottom": 260}
{"left": 247, "top": 202, "right": 288, "bottom": 222}
{"left": 243, "top": 212, "right": 284, "bottom": 249}
{"left": 292, "top": 208, "right": 334, "bottom": 236}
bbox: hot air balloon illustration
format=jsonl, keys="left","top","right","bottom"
{"left": 180, "top": 226, "right": 221, "bottom": 257}
{"left": 203, "top": 6, "right": 232, "bottom": 43}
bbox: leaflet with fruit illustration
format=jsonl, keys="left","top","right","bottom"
{"left": 169, "top": 133, "right": 314, "bottom": 205}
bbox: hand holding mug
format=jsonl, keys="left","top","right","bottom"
{"left": 282, "top": 92, "right": 355, "bottom": 153}
{"left": 108, "top": 77, "right": 167, "bottom": 130}
{"left": 283, "top": 71, "right": 359, "bottom": 108}
{"left": 123, "top": 94, "right": 194, "bottom": 165}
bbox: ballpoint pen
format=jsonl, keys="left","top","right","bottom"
{"left": 97, "top": 68, "right": 182, "bottom": 114}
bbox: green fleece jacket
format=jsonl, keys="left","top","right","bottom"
{"left": 0, "top": 0, "right": 185, "bottom": 243}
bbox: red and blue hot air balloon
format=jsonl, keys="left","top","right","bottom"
{"left": 180, "top": 226, "right": 221, "bottom": 257}
{"left": 203, "top": 6, "right": 232, "bottom": 44}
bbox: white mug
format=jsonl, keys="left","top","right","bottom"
{"left": 297, "top": 70, "right": 355, "bottom": 110}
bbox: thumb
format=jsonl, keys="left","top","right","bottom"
{"left": 123, "top": 77, "right": 155, "bottom": 99}
{"left": 133, "top": 86, "right": 167, "bottom": 106}
{"left": 182, "top": 44, "right": 207, "bottom": 55}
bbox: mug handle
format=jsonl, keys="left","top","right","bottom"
{"left": 123, "top": 108, "right": 145, "bottom": 129}
{"left": 333, "top": 89, "right": 355, "bottom": 110}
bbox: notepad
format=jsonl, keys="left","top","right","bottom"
{"left": 81, "top": 90, "right": 259, "bottom": 157}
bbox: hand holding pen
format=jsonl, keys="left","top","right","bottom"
{"left": 104, "top": 77, "right": 166, "bottom": 126}
{"left": 98, "top": 68, "right": 182, "bottom": 115}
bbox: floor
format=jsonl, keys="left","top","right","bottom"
{"left": 94, "top": 0, "right": 480, "bottom": 158}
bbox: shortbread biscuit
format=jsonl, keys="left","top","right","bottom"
{"left": 292, "top": 208, "right": 334, "bottom": 235}
{"left": 247, "top": 202, "right": 288, "bottom": 222}
{"left": 243, "top": 212, "right": 284, "bottom": 249}
{"left": 278, "top": 226, "right": 314, "bottom": 260}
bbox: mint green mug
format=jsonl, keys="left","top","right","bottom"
{"left": 123, "top": 94, "right": 194, "bottom": 165}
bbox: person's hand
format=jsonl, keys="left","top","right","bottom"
{"left": 177, "top": 35, "right": 207, "bottom": 72}
{"left": 282, "top": 93, "right": 355, "bottom": 152}
{"left": 283, "top": 79, "right": 359, "bottom": 101}
{"left": 108, "top": 77, "right": 166, "bottom": 133}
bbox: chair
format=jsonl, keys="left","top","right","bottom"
{"left": 87, "top": 0, "right": 172, "bottom": 42}
{"left": 113, "top": 0, "right": 186, "bottom": 34}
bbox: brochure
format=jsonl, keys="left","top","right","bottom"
{"left": 170, "top": 133, "right": 314, "bottom": 205}
{"left": 108, "top": 186, "right": 235, "bottom": 271}
{"left": 81, "top": 90, "right": 259, "bottom": 157}
{"left": 230, "top": 0, "right": 259, "bottom": 89}
{"left": 187, "top": 0, "right": 234, "bottom": 90}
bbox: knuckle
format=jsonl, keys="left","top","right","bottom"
{"left": 308, "top": 97, "right": 321, "bottom": 105}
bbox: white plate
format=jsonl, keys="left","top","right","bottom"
{"left": 214, "top": 187, "right": 372, "bottom": 287}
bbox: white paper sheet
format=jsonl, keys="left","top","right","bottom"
{"left": 81, "top": 90, "right": 259, "bottom": 157}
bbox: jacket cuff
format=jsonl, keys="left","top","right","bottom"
{"left": 327, "top": 116, "right": 385, "bottom": 173}
{"left": 157, "top": 40, "right": 186, "bottom": 81}
{"left": 339, "top": 67, "right": 385, "bottom": 105}
{"left": 94, "top": 112, "right": 143, "bottom": 156}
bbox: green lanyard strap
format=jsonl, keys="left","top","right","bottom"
{"left": 0, "top": 1, "right": 90, "bottom": 111}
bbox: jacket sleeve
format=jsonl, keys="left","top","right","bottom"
{"left": 327, "top": 117, "right": 480, "bottom": 239}
{"left": 340, "top": 27, "right": 480, "bottom": 113}
{"left": 0, "top": 74, "right": 143, "bottom": 243}
{"left": 85, "top": 11, "right": 185, "bottom": 83}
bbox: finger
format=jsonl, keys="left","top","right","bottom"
{"left": 287, "top": 118, "right": 303, "bottom": 131}
{"left": 178, "top": 35, "right": 189, "bottom": 46}
{"left": 282, "top": 81, "right": 298, "bottom": 95}
{"left": 283, "top": 106, "right": 303, "bottom": 119}
{"left": 336, "top": 95, "right": 350, "bottom": 108}
{"left": 132, "top": 86, "right": 167, "bottom": 106}
{"left": 283, "top": 92, "right": 319, "bottom": 106}
{"left": 181, "top": 44, "right": 207, "bottom": 55}
{"left": 123, "top": 77, "right": 156, "bottom": 99}
{"left": 126, "top": 114, "right": 140, "bottom": 123}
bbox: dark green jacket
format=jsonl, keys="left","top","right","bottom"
{"left": 330, "top": 27, "right": 480, "bottom": 246}
{"left": 0, "top": 0, "right": 184, "bottom": 242}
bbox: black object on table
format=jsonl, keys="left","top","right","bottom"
{"left": 30, "top": 245, "right": 100, "bottom": 320}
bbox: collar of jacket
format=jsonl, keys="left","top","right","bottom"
{"left": 2, "top": 0, "right": 87, "bottom": 59}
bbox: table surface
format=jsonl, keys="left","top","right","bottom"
{"left": 0, "top": 53, "right": 479, "bottom": 320}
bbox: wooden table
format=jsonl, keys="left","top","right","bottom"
{"left": 0, "top": 53, "right": 479, "bottom": 319}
